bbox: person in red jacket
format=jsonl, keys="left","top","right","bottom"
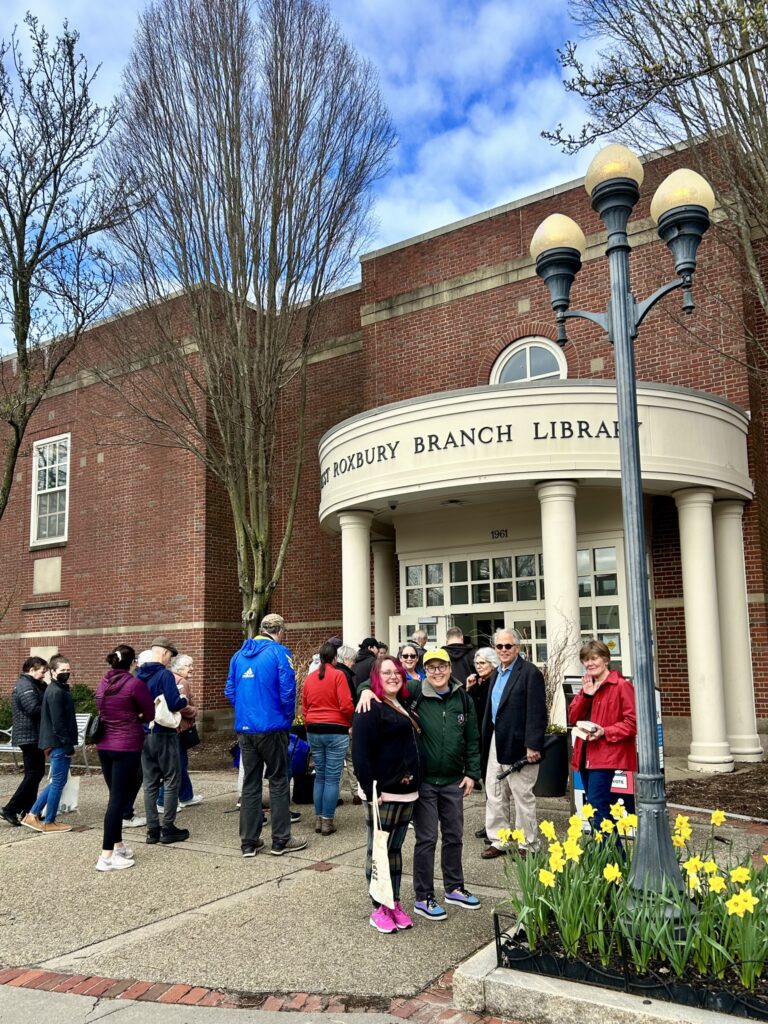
{"left": 302, "top": 643, "right": 354, "bottom": 835}
{"left": 569, "top": 639, "right": 637, "bottom": 832}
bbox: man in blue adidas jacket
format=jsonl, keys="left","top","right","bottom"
{"left": 225, "top": 613, "right": 307, "bottom": 857}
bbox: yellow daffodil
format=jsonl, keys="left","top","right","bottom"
{"left": 497, "top": 828, "right": 512, "bottom": 846}
{"left": 567, "top": 823, "right": 583, "bottom": 841}
{"left": 549, "top": 852, "right": 566, "bottom": 873}
{"left": 594, "top": 831, "right": 604, "bottom": 844}
{"left": 580, "top": 803, "right": 596, "bottom": 820}
{"left": 672, "top": 834, "right": 685, "bottom": 849}
{"left": 703, "top": 860, "right": 718, "bottom": 876}
{"left": 569, "top": 814, "right": 582, "bottom": 828}
{"left": 682, "top": 855, "right": 704, "bottom": 876}
{"left": 600, "top": 818, "right": 615, "bottom": 834}
{"left": 726, "top": 893, "right": 746, "bottom": 917}
{"left": 675, "top": 814, "right": 690, "bottom": 831}
{"left": 675, "top": 824, "right": 692, "bottom": 842}
{"left": 616, "top": 816, "right": 635, "bottom": 837}
{"left": 688, "top": 874, "right": 702, "bottom": 892}
{"left": 603, "top": 862, "right": 622, "bottom": 883}
{"left": 539, "top": 868, "right": 556, "bottom": 888}
{"left": 710, "top": 809, "right": 726, "bottom": 827}
{"left": 539, "top": 820, "right": 557, "bottom": 842}
{"left": 625, "top": 813, "right": 638, "bottom": 829}
{"left": 563, "top": 838, "right": 584, "bottom": 862}
{"left": 548, "top": 840, "right": 563, "bottom": 855}
{"left": 730, "top": 866, "right": 751, "bottom": 885}
{"left": 738, "top": 888, "right": 759, "bottom": 914}
{"left": 511, "top": 828, "right": 526, "bottom": 845}
{"left": 609, "top": 801, "right": 627, "bottom": 820}
{"left": 708, "top": 875, "right": 726, "bottom": 893}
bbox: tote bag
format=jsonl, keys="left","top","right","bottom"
{"left": 368, "top": 782, "right": 395, "bottom": 909}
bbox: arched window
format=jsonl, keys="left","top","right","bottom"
{"left": 490, "top": 337, "right": 566, "bottom": 385}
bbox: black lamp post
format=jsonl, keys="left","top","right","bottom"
{"left": 530, "top": 146, "right": 715, "bottom": 892}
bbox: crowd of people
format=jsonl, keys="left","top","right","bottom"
{"left": 0, "top": 617, "right": 637, "bottom": 932}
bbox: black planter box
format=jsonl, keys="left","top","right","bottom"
{"left": 494, "top": 912, "right": 768, "bottom": 1021}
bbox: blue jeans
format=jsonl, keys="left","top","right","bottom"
{"left": 308, "top": 733, "right": 349, "bottom": 818}
{"left": 159, "top": 740, "right": 193, "bottom": 806}
{"left": 31, "top": 748, "right": 71, "bottom": 824}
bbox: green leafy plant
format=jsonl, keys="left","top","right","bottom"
{"left": 69, "top": 683, "right": 97, "bottom": 716}
{"left": 0, "top": 697, "right": 11, "bottom": 730}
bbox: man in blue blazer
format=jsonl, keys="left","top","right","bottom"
{"left": 480, "top": 628, "right": 547, "bottom": 858}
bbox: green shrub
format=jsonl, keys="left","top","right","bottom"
{"left": 0, "top": 697, "right": 11, "bottom": 730}
{"left": 69, "top": 683, "right": 97, "bottom": 716}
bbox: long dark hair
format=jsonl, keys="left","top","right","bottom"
{"left": 317, "top": 642, "right": 337, "bottom": 679}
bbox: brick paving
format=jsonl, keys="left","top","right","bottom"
{"left": 0, "top": 963, "right": 481, "bottom": 1020}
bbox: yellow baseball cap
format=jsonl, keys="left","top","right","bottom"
{"left": 423, "top": 648, "right": 450, "bottom": 664}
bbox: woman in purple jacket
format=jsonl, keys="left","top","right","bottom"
{"left": 95, "top": 645, "right": 155, "bottom": 872}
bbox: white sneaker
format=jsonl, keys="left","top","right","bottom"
{"left": 123, "top": 815, "right": 146, "bottom": 828}
{"left": 179, "top": 795, "right": 203, "bottom": 808}
{"left": 96, "top": 855, "right": 135, "bottom": 872}
{"left": 114, "top": 844, "right": 134, "bottom": 859}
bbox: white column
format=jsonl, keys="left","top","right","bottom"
{"left": 713, "top": 500, "right": 763, "bottom": 761}
{"left": 339, "top": 510, "right": 373, "bottom": 648}
{"left": 537, "top": 481, "right": 581, "bottom": 726}
{"left": 372, "top": 539, "right": 396, "bottom": 647}
{"left": 674, "top": 489, "right": 734, "bottom": 772}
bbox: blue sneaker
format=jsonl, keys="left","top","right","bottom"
{"left": 414, "top": 896, "right": 447, "bottom": 921}
{"left": 445, "top": 887, "right": 481, "bottom": 909}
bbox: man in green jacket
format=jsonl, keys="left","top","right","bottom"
{"left": 358, "top": 648, "right": 482, "bottom": 920}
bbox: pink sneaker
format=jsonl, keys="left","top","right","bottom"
{"left": 369, "top": 905, "right": 397, "bottom": 933}
{"left": 390, "top": 901, "right": 414, "bottom": 930}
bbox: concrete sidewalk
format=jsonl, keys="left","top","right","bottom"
{"left": 1, "top": 760, "right": 765, "bottom": 1018}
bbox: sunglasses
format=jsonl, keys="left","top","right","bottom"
{"left": 495, "top": 643, "right": 518, "bottom": 650}
{"left": 400, "top": 652, "right": 417, "bottom": 658}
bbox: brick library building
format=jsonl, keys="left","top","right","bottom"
{"left": 1, "top": 146, "right": 766, "bottom": 773}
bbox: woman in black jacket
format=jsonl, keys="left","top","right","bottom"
{"left": 0, "top": 657, "right": 49, "bottom": 827}
{"left": 352, "top": 657, "right": 421, "bottom": 935}
{"left": 24, "top": 656, "right": 78, "bottom": 834}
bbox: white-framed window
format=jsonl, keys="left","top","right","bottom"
{"left": 30, "top": 434, "right": 70, "bottom": 546}
{"left": 490, "top": 336, "right": 566, "bottom": 385}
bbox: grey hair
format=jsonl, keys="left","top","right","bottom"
{"left": 494, "top": 627, "right": 522, "bottom": 645}
{"left": 474, "top": 646, "right": 500, "bottom": 669}
{"left": 171, "top": 653, "right": 193, "bottom": 672}
{"left": 336, "top": 644, "right": 356, "bottom": 663}
{"left": 137, "top": 649, "right": 154, "bottom": 667}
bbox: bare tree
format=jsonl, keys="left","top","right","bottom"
{"left": 546, "top": 0, "right": 768, "bottom": 321}
{"left": 0, "top": 15, "right": 129, "bottom": 519}
{"left": 103, "top": 0, "right": 394, "bottom": 636}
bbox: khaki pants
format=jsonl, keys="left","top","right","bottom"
{"left": 484, "top": 737, "right": 540, "bottom": 851}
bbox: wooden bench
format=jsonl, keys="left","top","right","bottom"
{"left": 0, "top": 713, "right": 94, "bottom": 773}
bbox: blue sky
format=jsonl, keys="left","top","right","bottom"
{"left": 5, "top": 0, "right": 599, "bottom": 256}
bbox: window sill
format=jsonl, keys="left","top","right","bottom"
{"left": 29, "top": 540, "right": 68, "bottom": 551}
{"left": 22, "top": 599, "right": 70, "bottom": 611}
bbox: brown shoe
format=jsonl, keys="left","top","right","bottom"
{"left": 315, "top": 816, "right": 322, "bottom": 834}
{"left": 21, "top": 813, "right": 44, "bottom": 832}
{"left": 42, "top": 821, "right": 72, "bottom": 833}
{"left": 480, "top": 844, "right": 507, "bottom": 860}
{"left": 320, "top": 817, "right": 337, "bottom": 836}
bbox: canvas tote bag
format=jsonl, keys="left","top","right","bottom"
{"left": 368, "top": 782, "right": 395, "bottom": 909}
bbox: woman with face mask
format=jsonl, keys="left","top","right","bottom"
{"left": 23, "top": 655, "right": 78, "bottom": 834}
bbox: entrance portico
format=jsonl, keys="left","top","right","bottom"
{"left": 319, "top": 380, "right": 761, "bottom": 772}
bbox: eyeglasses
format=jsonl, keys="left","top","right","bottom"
{"left": 400, "top": 653, "right": 417, "bottom": 659}
{"left": 495, "top": 643, "right": 518, "bottom": 651}
{"left": 425, "top": 662, "right": 449, "bottom": 672}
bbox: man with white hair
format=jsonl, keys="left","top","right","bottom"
{"left": 225, "top": 613, "right": 307, "bottom": 858}
{"left": 480, "top": 628, "right": 546, "bottom": 859}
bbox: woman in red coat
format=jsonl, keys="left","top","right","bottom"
{"left": 302, "top": 642, "right": 354, "bottom": 836}
{"left": 569, "top": 639, "right": 637, "bottom": 832}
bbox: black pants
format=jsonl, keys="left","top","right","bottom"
{"left": 99, "top": 749, "right": 143, "bottom": 850}
{"left": 121, "top": 761, "right": 144, "bottom": 821}
{"left": 239, "top": 731, "right": 290, "bottom": 851}
{"left": 3, "top": 744, "right": 46, "bottom": 817}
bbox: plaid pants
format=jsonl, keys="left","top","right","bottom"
{"left": 363, "top": 799, "right": 414, "bottom": 907}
